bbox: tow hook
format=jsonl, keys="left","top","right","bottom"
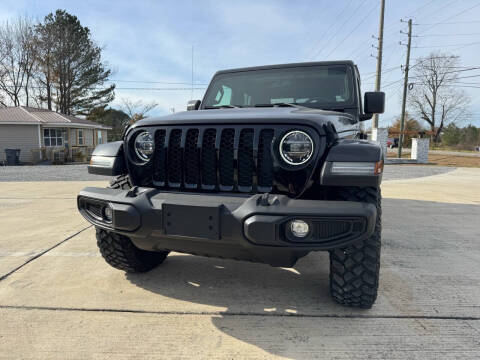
{"left": 258, "top": 193, "right": 279, "bottom": 206}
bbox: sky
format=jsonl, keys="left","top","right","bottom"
{"left": 1, "top": 0, "right": 480, "bottom": 127}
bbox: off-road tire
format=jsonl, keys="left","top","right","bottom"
{"left": 95, "top": 174, "right": 169, "bottom": 272}
{"left": 329, "top": 187, "right": 381, "bottom": 309}
{"left": 109, "top": 174, "right": 132, "bottom": 190}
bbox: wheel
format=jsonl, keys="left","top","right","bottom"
{"left": 109, "top": 174, "right": 133, "bottom": 190}
{"left": 329, "top": 187, "right": 381, "bottom": 309}
{"left": 95, "top": 174, "right": 169, "bottom": 273}
{"left": 96, "top": 229, "right": 168, "bottom": 272}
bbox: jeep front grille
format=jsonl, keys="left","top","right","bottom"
{"left": 151, "top": 126, "right": 276, "bottom": 193}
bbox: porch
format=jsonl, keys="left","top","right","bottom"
{"left": 31, "top": 126, "right": 107, "bottom": 164}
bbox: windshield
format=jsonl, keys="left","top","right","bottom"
{"left": 202, "top": 65, "right": 355, "bottom": 110}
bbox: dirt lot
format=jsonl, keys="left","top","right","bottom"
{"left": 0, "top": 168, "right": 479, "bottom": 359}
{"left": 388, "top": 152, "right": 480, "bottom": 167}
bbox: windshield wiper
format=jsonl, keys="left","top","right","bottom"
{"left": 254, "top": 103, "right": 304, "bottom": 108}
{"left": 204, "top": 105, "right": 241, "bottom": 109}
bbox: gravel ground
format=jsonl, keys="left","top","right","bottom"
{"left": 0, "top": 165, "right": 111, "bottom": 182}
{"left": 0, "top": 164, "right": 456, "bottom": 182}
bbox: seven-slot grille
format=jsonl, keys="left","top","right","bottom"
{"left": 151, "top": 126, "right": 275, "bottom": 193}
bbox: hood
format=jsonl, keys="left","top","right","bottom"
{"left": 133, "top": 107, "right": 358, "bottom": 136}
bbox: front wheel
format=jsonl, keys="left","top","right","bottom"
{"left": 96, "top": 228, "right": 169, "bottom": 273}
{"left": 329, "top": 187, "right": 381, "bottom": 309}
{"left": 95, "top": 174, "right": 169, "bottom": 273}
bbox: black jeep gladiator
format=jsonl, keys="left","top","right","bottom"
{"left": 78, "top": 61, "right": 385, "bottom": 308}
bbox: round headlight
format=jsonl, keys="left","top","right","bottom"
{"left": 279, "top": 130, "right": 314, "bottom": 165}
{"left": 134, "top": 131, "right": 154, "bottom": 161}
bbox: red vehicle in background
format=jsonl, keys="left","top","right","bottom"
{"left": 387, "top": 138, "right": 398, "bottom": 148}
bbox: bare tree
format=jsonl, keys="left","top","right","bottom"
{"left": 408, "top": 53, "right": 470, "bottom": 143}
{"left": 0, "top": 17, "right": 37, "bottom": 106}
{"left": 121, "top": 98, "right": 158, "bottom": 124}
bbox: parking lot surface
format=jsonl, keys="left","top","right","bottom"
{"left": 0, "top": 166, "right": 479, "bottom": 359}
{"left": 0, "top": 163, "right": 456, "bottom": 182}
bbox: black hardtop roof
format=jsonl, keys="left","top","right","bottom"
{"left": 214, "top": 61, "right": 356, "bottom": 76}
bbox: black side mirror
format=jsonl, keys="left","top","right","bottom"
{"left": 187, "top": 100, "right": 201, "bottom": 111}
{"left": 364, "top": 92, "right": 385, "bottom": 115}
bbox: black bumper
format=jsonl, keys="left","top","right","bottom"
{"left": 78, "top": 187, "right": 376, "bottom": 267}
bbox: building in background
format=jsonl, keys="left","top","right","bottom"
{"left": 0, "top": 106, "right": 111, "bottom": 164}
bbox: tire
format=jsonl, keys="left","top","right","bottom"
{"left": 109, "top": 174, "right": 133, "bottom": 190}
{"left": 95, "top": 174, "right": 169, "bottom": 273}
{"left": 329, "top": 187, "right": 381, "bottom": 309}
{"left": 96, "top": 229, "right": 168, "bottom": 272}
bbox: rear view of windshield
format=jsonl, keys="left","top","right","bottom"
{"left": 202, "top": 65, "right": 354, "bottom": 109}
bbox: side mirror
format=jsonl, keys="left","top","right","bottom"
{"left": 187, "top": 100, "right": 201, "bottom": 111}
{"left": 364, "top": 92, "right": 385, "bottom": 115}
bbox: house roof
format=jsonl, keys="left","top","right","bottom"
{"left": 0, "top": 106, "right": 111, "bottom": 129}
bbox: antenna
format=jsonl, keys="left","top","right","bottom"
{"left": 191, "top": 45, "right": 194, "bottom": 100}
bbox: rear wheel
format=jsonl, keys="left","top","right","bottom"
{"left": 329, "top": 187, "right": 381, "bottom": 309}
{"left": 96, "top": 174, "right": 169, "bottom": 273}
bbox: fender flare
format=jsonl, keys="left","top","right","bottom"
{"left": 88, "top": 141, "right": 127, "bottom": 176}
{"left": 320, "top": 139, "right": 383, "bottom": 187}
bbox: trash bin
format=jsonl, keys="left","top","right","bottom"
{"left": 5, "top": 148, "right": 21, "bottom": 165}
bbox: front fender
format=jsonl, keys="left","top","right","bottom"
{"left": 88, "top": 141, "right": 127, "bottom": 176}
{"left": 320, "top": 139, "right": 383, "bottom": 187}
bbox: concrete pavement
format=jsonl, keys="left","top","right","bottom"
{"left": 0, "top": 168, "right": 479, "bottom": 359}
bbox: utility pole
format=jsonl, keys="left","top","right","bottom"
{"left": 373, "top": 0, "right": 385, "bottom": 129}
{"left": 398, "top": 19, "right": 412, "bottom": 158}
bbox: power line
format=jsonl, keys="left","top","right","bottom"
{"left": 325, "top": 2, "right": 379, "bottom": 59}
{"left": 417, "top": 2, "right": 480, "bottom": 35}
{"left": 415, "top": 20, "right": 480, "bottom": 25}
{"left": 404, "top": 0, "right": 438, "bottom": 18}
{"left": 310, "top": 0, "right": 368, "bottom": 60}
{"left": 1, "top": 85, "right": 207, "bottom": 91}
{"left": 408, "top": 68, "right": 480, "bottom": 79}
{"left": 416, "top": 32, "right": 480, "bottom": 37}
{"left": 108, "top": 79, "right": 208, "bottom": 85}
{"left": 383, "top": 0, "right": 436, "bottom": 32}
{"left": 443, "top": 85, "right": 480, "bottom": 89}
{"left": 413, "top": 0, "right": 458, "bottom": 22}
{"left": 115, "top": 87, "right": 207, "bottom": 91}
{"left": 305, "top": 0, "right": 354, "bottom": 60}
{"left": 412, "top": 41, "right": 480, "bottom": 48}
{"left": 383, "top": 71, "right": 480, "bottom": 90}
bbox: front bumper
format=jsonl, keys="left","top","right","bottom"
{"left": 78, "top": 187, "right": 376, "bottom": 267}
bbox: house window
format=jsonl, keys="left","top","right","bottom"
{"left": 78, "top": 129, "right": 84, "bottom": 145}
{"left": 44, "top": 129, "right": 63, "bottom": 147}
{"left": 97, "top": 130, "right": 103, "bottom": 144}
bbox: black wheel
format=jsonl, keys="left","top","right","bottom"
{"left": 95, "top": 174, "right": 169, "bottom": 273}
{"left": 96, "top": 229, "right": 168, "bottom": 272}
{"left": 109, "top": 174, "right": 133, "bottom": 190}
{"left": 329, "top": 187, "right": 381, "bottom": 309}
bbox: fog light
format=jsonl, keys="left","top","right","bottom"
{"left": 103, "top": 205, "right": 113, "bottom": 222}
{"left": 290, "top": 219, "right": 310, "bottom": 238}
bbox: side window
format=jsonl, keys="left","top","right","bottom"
{"left": 97, "top": 130, "right": 103, "bottom": 144}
